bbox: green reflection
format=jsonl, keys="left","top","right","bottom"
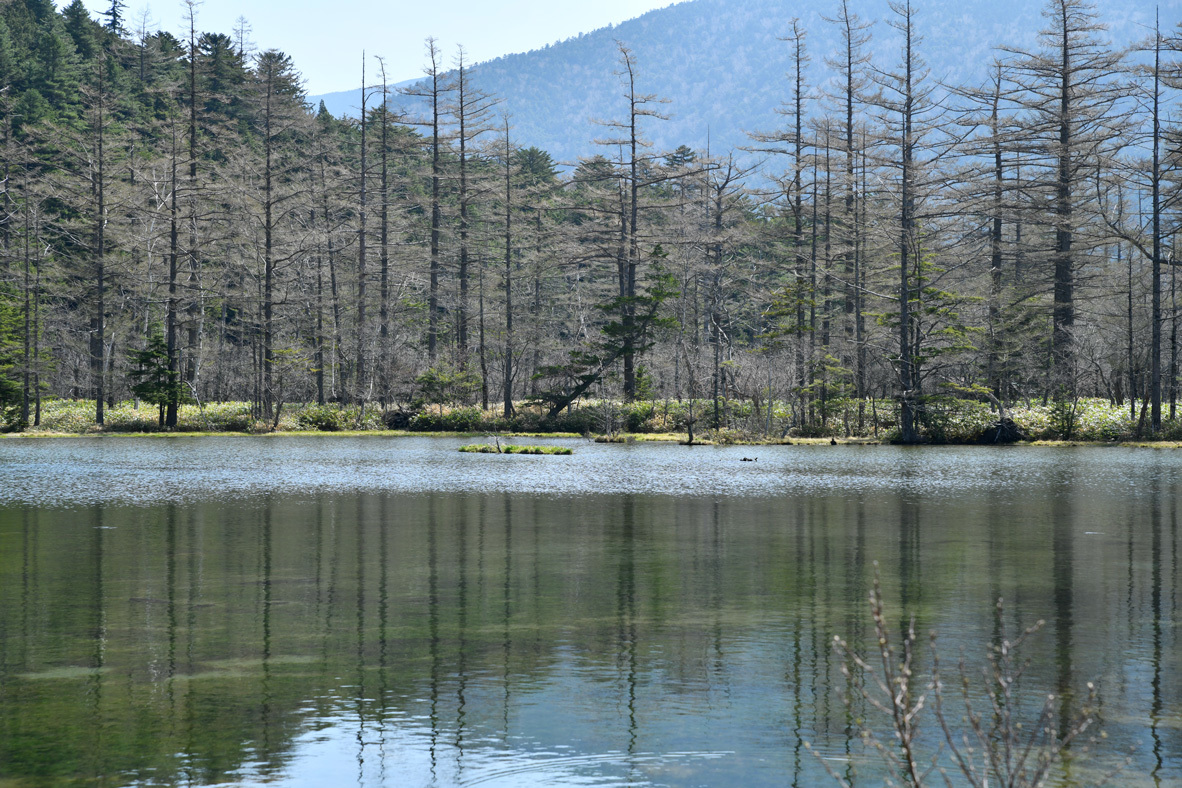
{"left": 0, "top": 473, "right": 1179, "bottom": 787}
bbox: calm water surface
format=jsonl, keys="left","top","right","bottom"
{"left": 0, "top": 437, "right": 1179, "bottom": 787}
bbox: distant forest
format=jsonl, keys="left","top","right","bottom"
{"left": 0, "top": 0, "right": 1175, "bottom": 441}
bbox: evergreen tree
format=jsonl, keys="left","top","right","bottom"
{"left": 128, "top": 326, "right": 184, "bottom": 427}
{"left": 99, "top": 0, "right": 127, "bottom": 36}
{"left": 250, "top": 48, "right": 307, "bottom": 420}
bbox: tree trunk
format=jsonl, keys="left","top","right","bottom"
{"left": 92, "top": 56, "right": 107, "bottom": 427}
{"left": 262, "top": 64, "right": 275, "bottom": 421}
{"left": 1149, "top": 17, "right": 1162, "bottom": 431}
{"left": 378, "top": 66, "right": 390, "bottom": 406}
{"left": 166, "top": 121, "right": 180, "bottom": 427}
{"left": 185, "top": 1, "right": 201, "bottom": 392}
{"left": 503, "top": 124, "right": 515, "bottom": 417}
{"left": 356, "top": 54, "right": 368, "bottom": 405}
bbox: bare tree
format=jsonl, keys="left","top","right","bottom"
{"left": 1002, "top": 0, "right": 1127, "bottom": 396}
{"left": 83, "top": 50, "right": 112, "bottom": 425}
{"left": 182, "top": 0, "right": 202, "bottom": 389}
{"left": 749, "top": 20, "right": 813, "bottom": 425}
{"left": 373, "top": 58, "right": 391, "bottom": 406}
{"left": 356, "top": 52, "right": 369, "bottom": 406}
{"left": 594, "top": 42, "right": 670, "bottom": 401}
{"left": 500, "top": 116, "right": 516, "bottom": 417}
{"left": 450, "top": 46, "right": 499, "bottom": 367}
{"left": 1100, "top": 13, "right": 1178, "bottom": 430}
{"left": 825, "top": 0, "right": 873, "bottom": 403}
{"left": 400, "top": 38, "right": 453, "bottom": 365}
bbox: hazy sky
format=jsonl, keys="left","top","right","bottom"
{"left": 73, "top": 0, "right": 680, "bottom": 94}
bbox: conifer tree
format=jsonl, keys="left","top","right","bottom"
{"left": 251, "top": 49, "right": 306, "bottom": 420}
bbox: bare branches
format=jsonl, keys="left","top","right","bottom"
{"left": 819, "top": 568, "right": 933, "bottom": 787}
{"left": 817, "top": 567, "right": 1108, "bottom": 788}
{"left": 932, "top": 607, "right": 1100, "bottom": 788}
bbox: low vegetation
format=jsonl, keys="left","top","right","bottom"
{"left": 9, "top": 396, "right": 1182, "bottom": 445}
{"left": 459, "top": 443, "right": 572, "bottom": 455}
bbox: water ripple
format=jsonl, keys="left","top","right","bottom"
{"left": 0, "top": 437, "right": 1176, "bottom": 506}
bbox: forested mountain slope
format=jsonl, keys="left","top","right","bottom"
{"left": 315, "top": 0, "right": 1167, "bottom": 163}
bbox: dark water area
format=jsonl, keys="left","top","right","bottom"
{"left": 0, "top": 438, "right": 1179, "bottom": 786}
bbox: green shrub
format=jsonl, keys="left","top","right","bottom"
{"left": 1070, "top": 399, "right": 1135, "bottom": 441}
{"left": 35, "top": 399, "right": 95, "bottom": 433}
{"left": 17, "top": 396, "right": 1179, "bottom": 444}
{"left": 295, "top": 404, "right": 345, "bottom": 432}
{"left": 518, "top": 402, "right": 609, "bottom": 434}
{"left": 1010, "top": 403, "right": 1052, "bottom": 440}
{"left": 415, "top": 365, "right": 480, "bottom": 412}
{"left": 660, "top": 399, "right": 697, "bottom": 431}
{"left": 788, "top": 421, "right": 844, "bottom": 439}
{"left": 624, "top": 401, "right": 657, "bottom": 432}
{"left": 915, "top": 398, "right": 995, "bottom": 443}
{"left": 1157, "top": 417, "right": 1182, "bottom": 440}
{"left": 383, "top": 408, "right": 414, "bottom": 430}
{"left": 706, "top": 427, "right": 748, "bottom": 445}
{"left": 183, "top": 402, "right": 252, "bottom": 431}
{"left": 1010, "top": 399, "right": 1135, "bottom": 442}
{"left": 409, "top": 406, "right": 490, "bottom": 432}
{"left": 103, "top": 403, "right": 163, "bottom": 432}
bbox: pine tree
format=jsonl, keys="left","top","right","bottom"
{"left": 129, "top": 326, "right": 184, "bottom": 427}
{"left": 251, "top": 49, "right": 306, "bottom": 420}
{"left": 99, "top": 0, "right": 126, "bottom": 35}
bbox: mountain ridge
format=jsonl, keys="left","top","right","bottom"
{"left": 311, "top": 0, "right": 1173, "bottom": 164}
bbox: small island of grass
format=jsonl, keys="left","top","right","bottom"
{"left": 459, "top": 444, "right": 572, "bottom": 455}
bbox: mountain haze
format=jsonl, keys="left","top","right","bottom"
{"left": 312, "top": 0, "right": 1171, "bottom": 164}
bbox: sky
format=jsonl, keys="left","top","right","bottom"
{"left": 72, "top": 0, "right": 682, "bottom": 95}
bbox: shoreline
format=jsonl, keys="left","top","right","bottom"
{"left": 4, "top": 430, "right": 1181, "bottom": 448}
{"left": 8, "top": 397, "right": 1179, "bottom": 445}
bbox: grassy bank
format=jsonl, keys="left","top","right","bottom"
{"left": 5, "top": 396, "right": 1182, "bottom": 445}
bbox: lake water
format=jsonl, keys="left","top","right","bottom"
{"left": 0, "top": 437, "right": 1178, "bottom": 787}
